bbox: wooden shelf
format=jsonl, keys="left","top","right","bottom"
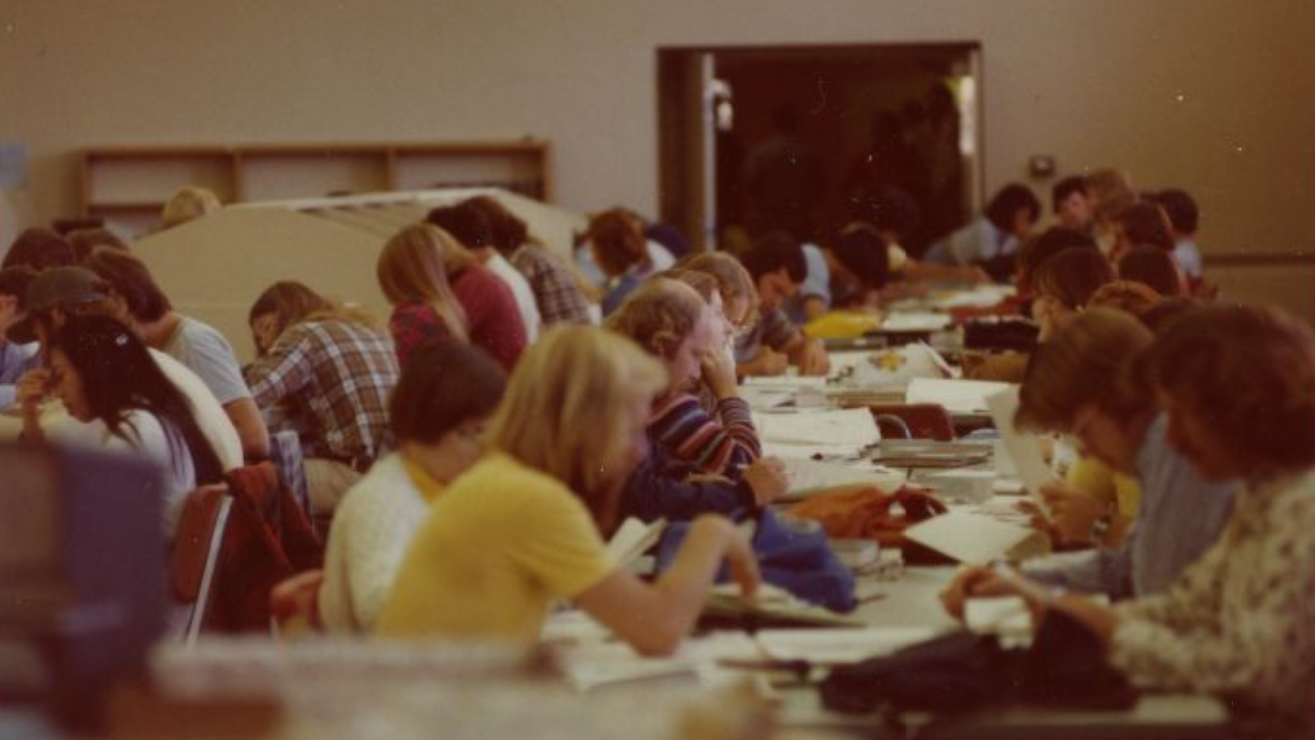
{"left": 80, "top": 140, "right": 552, "bottom": 233}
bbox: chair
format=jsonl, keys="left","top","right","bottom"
{"left": 170, "top": 484, "right": 234, "bottom": 645}
{"left": 868, "top": 403, "right": 956, "bottom": 441}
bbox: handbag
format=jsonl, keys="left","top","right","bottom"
{"left": 655, "top": 508, "right": 857, "bottom": 613}
{"left": 820, "top": 609, "right": 1137, "bottom": 714}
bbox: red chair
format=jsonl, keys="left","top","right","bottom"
{"left": 868, "top": 403, "right": 956, "bottom": 441}
{"left": 171, "top": 484, "right": 233, "bottom": 645}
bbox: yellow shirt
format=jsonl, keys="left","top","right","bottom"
{"left": 1066, "top": 455, "right": 1141, "bottom": 520}
{"left": 375, "top": 452, "right": 615, "bottom": 642}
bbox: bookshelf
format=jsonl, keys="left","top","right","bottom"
{"left": 80, "top": 140, "right": 552, "bottom": 233}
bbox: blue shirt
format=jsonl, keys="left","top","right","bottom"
{"left": 1173, "top": 238, "right": 1203, "bottom": 279}
{"left": 0, "top": 341, "right": 38, "bottom": 409}
{"left": 786, "top": 243, "right": 830, "bottom": 325}
{"left": 923, "top": 217, "right": 1018, "bottom": 267}
{"left": 1026, "top": 413, "right": 1239, "bottom": 599}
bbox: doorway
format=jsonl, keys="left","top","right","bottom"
{"left": 657, "top": 43, "right": 983, "bottom": 257}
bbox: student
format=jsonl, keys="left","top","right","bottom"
{"left": 2, "top": 227, "right": 76, "bottom": 272}
{"left": 584, "top": 208, "right": 664, "bottom": 316}
{"left": 1117, "top": 245, "right": 1184, "bottom": 297}
{"left": 1014, "top": 226, "right": 1100, "bottom": 297}
{"left": 12, "top": 266, "right": 243, "bottom": 471}
{"left": 1148, "top": 188, "right": 1204, "bottom": 280}
{"left": 17, "top": 314, "right": 223, "bottom": 536}
{"left": 922, "top": 183, "right": 1040, "bottom": 275}
{"left": 377, "top": 223, "right": 470, "bottom": 366}
{"left": 83, "top": 247, "right": 270, "bottom": 460}
{"left": 377, "top": 223, "right": 523, "bottom": 372}
{"left": 377, "top": 327, "right": 759, "bottom": 656}
{"left": 0, "top": 266, "right": 39, "bottom": 409}
{"left": 575, "top": 208, "right": 676, "bottom": 290}
{"left": 427, "top": 202, "right": 542, "bottom": 342}
{"left": 159, "top": 186, "right": 221, "bottom": 231}
{"left": 65, "top": 227, "right": 129, "bottom": 262}
{"left": 1030, "top": 248, "right": 1116, "bottom": 343}
{"left": 942, "top": 304, "right": 1315, "bottom": 734}
{"left": 464, "top": 195, "right": 594, "bottom": 326}
{"left": 677, "top": 251, "right": 759, "bottom": 335}
{"left": 1109, "top": 200, "right": 1176, "bottom": 263}
{"left": 606, "top": 277, "right": 760, "bottom": 476}
{"left": 1051, "top": 175, "right": 1093, "bottom": 234}
{"left": 319, "top": 340, "right": 506, "bottom": 633}
{"left": 246, "top": 281, "right": 399, "bottom": 526}
{"left": 734, "top": 232, "right": 829, "bottom": 376}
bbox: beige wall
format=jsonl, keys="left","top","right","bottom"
{"left": 2, "top": 0, "right": 1313, "bottom": 316}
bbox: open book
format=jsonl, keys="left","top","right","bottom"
{"left": 903, "top": 510, "right": 1050, "bottom": 565}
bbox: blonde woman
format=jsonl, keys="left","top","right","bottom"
{"left": 377, "top": 327, "right": 759, "bottom": 656}
{"left": 378, "top": 224, "right": 471, "bottom": 368}
{"left": 159, "top": 186, "right": 222, "bottom": 230}
{"left": 379, "top": 223, "right": 524, "bottom": 371}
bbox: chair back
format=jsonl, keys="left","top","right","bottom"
{"left": 170, "top": 484, "right": 234, "bottom": 645}
{"left": 868, "top": 403, "right": 956, "bottom": 441}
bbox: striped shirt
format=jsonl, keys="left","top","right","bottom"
{"left": 247, "top": 318, "right": 398, "bottom": 461}
{"left": 649, "top": 393, "right": 761, "bottom": 475}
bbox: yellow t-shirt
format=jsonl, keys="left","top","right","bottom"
{"left": 1065, "top": 455, "right": 1141, "bottom": 520}
{"left": 375, "top": 452, "right": 615, "bottom": 642}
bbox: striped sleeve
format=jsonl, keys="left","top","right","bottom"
{"left": 649, "top": 393, "right": 762, "bottom": 475}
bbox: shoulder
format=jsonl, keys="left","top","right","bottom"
{"left": 334, "top": 454, "right": 418, "bottom": 521}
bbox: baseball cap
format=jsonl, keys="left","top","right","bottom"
{"left": 5, "top": 266, "right": 111, "bottom": 344}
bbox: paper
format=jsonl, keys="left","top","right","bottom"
{"left": 752, "top": 408, "right": 880, "bottom": 447}
{"left": 880, "top": 312, "right": 953, "bottom": 332}
{"left": 761, "top": 441, "right": 868, "bottom": 460}
{"left": 829, "top": 343, "right": 951, "bottom": 390}
{"left": 556, "top": 641, "right": 696, "bottom": 692}
{"left": 906, "top": 377, "right": 1012, "bottom": 414}
{"left": 605, "top": 517, "right": 666, "bottom": 569}
{"left": 755, "top": 626, "right": 939, "bottom": 665}
{"left": 777, "top": 458, "right": 905, "bottom": 500}
{"left": 903, "top": 510, "right": 1041, "bottom": 565}
{"left": 984, "top": 388, "right": 1055, "bottom": 513}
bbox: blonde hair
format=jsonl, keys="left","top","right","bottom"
{"left": 662, "top": 268, "right": 719, "bottom": 303}
{"left": 248, "top": 280, "right": 379, "bottom": 342}
{"left": 603, "top": 277, "right": 705, "bottom": 359}
{"left": 1016, "top": 308, "right": 1154, "bottom": 432}
{"left": 377, "top": 224, "right": 471, "bottom": 342}
{"left": 487, "top": 326, "right": 667, "bottom": 524}
{"left": 677, "top": 251, "right": 759, "bottom": 321}
{"left": 160, "top": 186, "right": 222, "bottom": 230}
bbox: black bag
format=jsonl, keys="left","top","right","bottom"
{"left": 820, "top": 610, "right": 1138, "bottom": 715}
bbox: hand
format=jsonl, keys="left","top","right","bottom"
{"left": 742, "top": 457, "right": 788, "bottom": 507}
{"left": 1041, "top": 483, "right": 1110, "bottom": 545}
{"left": 740, "top": 347, "right": 788, "bottom": 377}
{"left": 718, "top": 518, "right": 761, "bottom": 600}
{"left": 16, "top": 368, "right": 53, "bottom": 412}
{"left": 699, "top": 347, "right": 738, "bottom": 400}
{"left": 797, "top": 338, "right": 830, "bottom": 376}
{"left": 939, "top": 565, "right": 1051, "bottom": 621}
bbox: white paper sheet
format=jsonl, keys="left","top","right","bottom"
{"left": 984, "top": 387, "right": 1055, "bottom": 514}
{"left": 905, "top": 377, "right": 1012, "bottom": 414}
{"left": 903, "top": 510, "right": 1039, "bottom": 565}
{"left": 881, "top": 312, "right": 953, "bottom": 332}
{"left": 605, "top": 517, "right": 666, "bottom": 569}
{"left": 752, "top": 408, "right": 880, "bottom": 447}
{"left": 755, "top": 626, "right": 940, "bottom": 665}
{"left": 778, "top": 458, "right": 906, "bottom": 499}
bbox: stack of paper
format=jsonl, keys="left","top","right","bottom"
{"left": 752, "top": 407, "right": 880, "bottom": 452}
{"left": 777, "top": 458, "right": 905, "bottom": 501}
{"left": 903, "top": 510, "right": 1048, "bottom": 564}
{"left": 906, "top": 377, "right": 1013, "bottom": 414}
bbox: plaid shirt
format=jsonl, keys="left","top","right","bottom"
{"left": 510, "top": 244, "right": 594, "bottom": 326}
{"left": 247, "top": 318, "right": 398, "bottom": 461}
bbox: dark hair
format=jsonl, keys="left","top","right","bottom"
{"left": 427, "top": 203, "right": 496, "bottom": 250}
{"left": 985, "top": 184, "right": 1041, "bottom": 232}
{"left": 463, "top": 196, "right": 528, "bottom": 256}
{"left": 51, "top": 314, "right": 223, "bottom": 485}
{"left": 1117, "top": 245, "right": 1183, "bottom": 297}
{"left": 1051, "top": 176, "right": 1089, "bottom": 214}
{"left": 1116, "top": 201, "right": 1176, "bottom": 252}
{"left": 740, "top": 231, "right": 807, "bottom": 283}
{"left": 832, "top": 222, "right": 890, "bottom": 291}
{"left": 1138, "top": 296, "right": 1199, "bottom": 334}
{"left": 1150, "top": 188, "right": 1198, "bottom": 235}
{"left": 0, "top": 265, "right": 37, "bottom": 308}
{"left": 1031, "top": 248, "right": 1115, "bottom": 310}
{"left": 3, "top": 228, "right": 76, "bottom": 272}
{"left": 1144, "top": 304, "right": 1315, "bottom": 474}
{"left": 66, "top": 227, "right": 130, "bottom": 262}
{"left": 82, "top": 247, "right": 173, "bottom": 322}
{"left": 850, "top": 184, "right": 921, "bottom": 238}
{"left": 1015, "top": 227, "right": 1099, "bottom": 293}
{"left": 389, "top": 339, "right": 507, "bottom": 445}
{"left": 585, "top": 208, "right": 649, "bottom": 277}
